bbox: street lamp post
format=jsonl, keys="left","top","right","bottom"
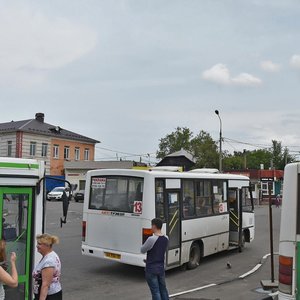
{"left": 215, "top": 110, "right": 222, "bottom": 172}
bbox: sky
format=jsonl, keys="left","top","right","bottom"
{"left": 1, "top": 0, "right": 300, "bottom": 162}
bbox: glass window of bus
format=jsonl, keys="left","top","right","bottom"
{"left": 155, "top": 179, "right": 165, "bottom": 221}
{"left": 212, "top": 180, "right": 227, "bottom": 214}
{"left": 195, "top": 180, "right": 213, "bottom": 217}
{"left": 89, "top": 176, "right": 144, "bottom": 213}
{"left": 182, "top": 180, "right": 195, "bottom": 218}
{"left": 242, "top": 187, "right": 253, "bottom": 212}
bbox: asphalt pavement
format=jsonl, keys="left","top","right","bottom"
{"left": 45, "top": 201, "right": 281, "bottom": 300}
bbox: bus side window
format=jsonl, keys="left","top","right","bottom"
{"left": 212, "top": 180, "right": 227, "bottom": 214}
{"left": 182, "top": 180, "right": 195, "bottom": 218}
{"left": 242, "top": 187, "right": 253, "bottom": 212}
{"left": 195, "top": 180, "right": 213, "bottom": 217}
{"left": 155, "top": 180, "right": 165, "bottom": 221}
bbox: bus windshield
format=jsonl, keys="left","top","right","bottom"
{"left": 89, "top": 176, "right": 144, "bottom": 213}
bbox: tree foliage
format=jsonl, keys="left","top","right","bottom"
{"left": 157, "top": 127, "right": 294, "bottom": 171}
{"left": 156, "top": 127, "right": 193, "bottom": 159}
{"left": 157, "top": 127, "right": 219, "bottom": 168}
{"left": 223, "top": 140, "right": 294, "bottom": 170}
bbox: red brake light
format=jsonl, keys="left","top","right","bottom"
{"left": 142, "top": 228, "right": 152, "bottom": 243}
{"left": 279, "top": 255, "right": 293, "bottom": 294}
{"left": 82, "top": 221, "right": 86, "bottom": 242}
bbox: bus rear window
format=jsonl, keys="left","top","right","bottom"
{"left": 89, "top": 176, "right": 144, "bottom": 213}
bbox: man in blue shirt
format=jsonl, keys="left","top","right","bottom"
{"left": 141, "top": 218, "right": 169, "bottom": 300}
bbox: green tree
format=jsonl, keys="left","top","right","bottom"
{"left": 157, "top": 127, "right": 219, "bottom": 168}
{"left": 156, "top": 127, "right": 193, "bottom": 159}
{"left": 270, "top": 140, "right": 294, "bottom": 169}
{"left": 191, "top": 131, "right": 219, "bottom": 168}
{"left": 224, "top": 140, "right": 294, "bottom": 170}
{"left": 223, "top": 151, "right": 244, "bottom": 170}
{"left": 246, "top": 149, "right": 272, "bottom": 169}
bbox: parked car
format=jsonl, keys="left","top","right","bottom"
{"left": 47, "top": 187, "right": 70, "bottom": 201}
{"left": 74, "top": 190, "right": 85, "bottom": 202}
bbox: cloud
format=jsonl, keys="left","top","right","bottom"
{"left": 0, "top": 4, "right": 97, "bottom": 87}
{"left": 290, "top": 55, "right": 300, "bottom": 69}
{"left": 202, "top": 64, "right": 231, "bottom": 85}
{"left": 260, "top": 60, "right": 281, "bottom": 72}
{"left": 202, "top": 64, "right": 262, "bottom": 87}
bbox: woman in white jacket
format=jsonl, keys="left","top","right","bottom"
{"left": 0, "top": 240, "right": 18, "bottom": 300}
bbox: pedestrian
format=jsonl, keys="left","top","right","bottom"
{"left": 0, "top": 239, "right": 18, "bottom": 299}
{"left": 141, "top": 218, "right": 169, "bottom": 300}
{"left": 276, "top": 194, "right": 281, "bottom": 208}
{"left": 32, "top": 234, "right": 62, "bottom": 300}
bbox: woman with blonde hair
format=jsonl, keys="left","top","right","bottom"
{"left": 0, "top": 239, "right": 18, "bottom": 299}
{"left": 32, "top": 234, "right": 62, "bottom": 300}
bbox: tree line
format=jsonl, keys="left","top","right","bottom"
{"left": 156, "top": 127, "right": 294, "bottom": 170}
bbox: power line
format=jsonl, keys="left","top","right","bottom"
{"left": 223, "top": 137, "right": 271, "bottom": 149}
{"left": 95, "top": 145, "right": 157, "bottom": 159}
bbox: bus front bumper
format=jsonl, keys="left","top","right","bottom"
{"left": 81, "top": 244, "right": 146, "bottom": 267}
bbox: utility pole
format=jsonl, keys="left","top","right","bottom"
{"left": 215, "top": 110, "right": 222, "bottom": 172}
{"left": 243, "top": 149, "right": 247, "bottom": 169}
{"left": 261, "top": 180, "right": 278, "bottom": 289}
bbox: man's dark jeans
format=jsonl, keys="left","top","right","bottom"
{"left": 145, "top": 272, "right": 169, "bottom": 300}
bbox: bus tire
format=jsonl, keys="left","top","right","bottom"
{"left": 187, "top": 242, "right": 201, "bottom": 270}
{"left": 239, "top": 233, "right": 246, "bottom": 253}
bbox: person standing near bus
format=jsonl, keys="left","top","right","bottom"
{"left": 32, "top": 234, "right": 62, "bottom": 300}
{"left": 0, "top": 240, "right": 18, "bottom": 299}
{"left": 141, "top": 218, "right": 169, "bottom": 300}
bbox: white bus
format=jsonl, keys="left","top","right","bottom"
{"left": 0, "top": 157, "right": 70, "bottom": 299}
{"left": 82, "top": 168, "right": 255, "bottom": 269}
{"left": 278, "top": 163, "right": 300, "bottom": 299}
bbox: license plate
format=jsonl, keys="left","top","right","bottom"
{"left": 104, "top": 252, "right": 121, "bottom": 260}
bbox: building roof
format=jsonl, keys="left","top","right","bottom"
{"left": 157, "top": 149, "right": 196, "bottom": 171}
{"left": 0, "top": 114, "right": 99, "bottom": 144}
{"left": 165, "top": 149, "right": 196, "bottom": 163}
{"left": 64, "top": 160, "right": 138, "bottom": 170}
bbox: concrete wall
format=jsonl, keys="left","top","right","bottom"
{"left": 21, "top": 133, "right": 51, "bottom": 174}
{"left": 65, "top": 169, "right": 88, "bottom": 193}
{"left": 0, "top": 133, "right": 17, "bottom": 157}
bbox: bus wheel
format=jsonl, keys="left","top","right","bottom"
{"left": 187, "top": 243, "right": 201, "bottom": 270}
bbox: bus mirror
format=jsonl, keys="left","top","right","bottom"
{"left": 60, "top": 191, "right": 69, "bottom": 228}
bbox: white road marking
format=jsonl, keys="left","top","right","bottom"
{"left": 169, "top": 252, "right": 278, "bottom": 298}
{"left": 170, "top": 283, "right": 217, "bottom": 298}
{"left": 239, "top": 263, "right": 262, "bottom": 279}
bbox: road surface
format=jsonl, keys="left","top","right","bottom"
{"left": 45, "top": 201, "right": 280, "bottom": 300}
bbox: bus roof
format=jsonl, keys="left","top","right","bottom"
{"left": 87, "top": 168, "right": 249, "bottom": 181}
{"left": 0, "top": 157, "right": 43, "bottom": 182}
{"left": 0, "top": 157, "right": 40, "bottom": 169}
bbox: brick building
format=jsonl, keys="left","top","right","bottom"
{"left": 0, "top": 113, "right": 99, "bottom": 176}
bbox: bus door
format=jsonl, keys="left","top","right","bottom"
{"left": 228, "top": 188, "right": 242, "bottom": 246}
{"left": 0, "top": 187, "right": 33, "bottom": 300}
{"left": 166, "top": 190, "right": 181, "bottom": 267}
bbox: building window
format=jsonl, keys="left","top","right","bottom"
{"left": 84, "top": 148, "right": 90, "bottom": 161}
{"left": 75, "top": 147, "right": 80, "bottom": 161}
{"left": 53, "top": 145, "right": 59, "bottom": 159}
{"left": 41, "top": 143, "right": 48, "bottom": 157}
{"left": 7, "top": 141, "right": 12, "bottom": 157}
{"left": 64, "top": 146, "right": 70, "bottom": 160}
{"left": 79, "top": 180, "right": 86, "bottom": 190}
{"left": 30, "top": 142, "right": 36, "bottom": 156}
